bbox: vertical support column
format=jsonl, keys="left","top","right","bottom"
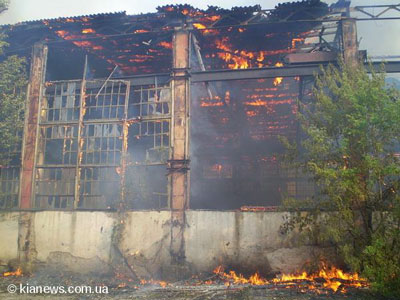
{"left": 120, "top": 81, "right": 131, "bottom": 211}
{"left": 73, "top": 59, "right": 87, "bottom": 210}
{"left": 341, "top": 18, "right": 358, "bottom": 66}
{"left": 20, "top": 43, "right": 48, "bottom": 209}
{"left": 169, "top": 28, "right": 190, "bottom": 263}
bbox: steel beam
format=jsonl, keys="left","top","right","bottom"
{"left": 284, "top": 52, "right": 338, "bottom": 64}
{"left": 190, "top": 65, "right": 324, "bottom": 82}
{"left": 190, "top": 61, "right": 400, "bottom": 83}
{"left": 369, "top": 61, "right": 400, "bottom": 74}
{"left": 20, "top": 43, "right": 48, "bottom": 209}
{"left": 113, "top": 74, "right": 170, "bottom": 86}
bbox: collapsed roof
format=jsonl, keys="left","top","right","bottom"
{"left": 0, "top": 1, "right": 339, "bottom": 80}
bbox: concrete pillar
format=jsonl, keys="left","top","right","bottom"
{"left": 20, "top": 43, "right": 48, "bottom": 209}
{"left": 341, "top": 18, "right": 358, "bottom": 66}
{"left": 169, "top": 28, "right": 190, "bottom": 263}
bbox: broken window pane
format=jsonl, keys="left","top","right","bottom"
{"left": 128, "top": 120, "right": 170, "bottom": 164}
{"left": 37, "top": 125, "right": 78, "bottom": 166}
{"left": 0, "top": 168, "right": 20, "bottom": 209}
{"left": 128, "top": 85, "right": 171, "bottom": 118}
{"left": 34, "top": 167, "right": 75, "bottom": 209}
{"left": 84, "top": 81, "right": 128, "bottom": 121}
{"left": 125, "top": 165, "right": 168, "bottom": 209}
{"left": 42, "top": 81, "right": 81, "bottom": 123}
{"left": 78, "top": 167, "right": 120, "bottom": 209}
{"left": 190, "top": 78, "right": 314, "bottom": 209}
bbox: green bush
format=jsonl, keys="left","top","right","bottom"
{"left": 363, "top": 236, "right": 400, "bottom": 297}
{"left": 280, "top": 60, "right": 400, "bottom": 297}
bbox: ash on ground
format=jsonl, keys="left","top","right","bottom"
{"left": 0, "top": 267, "right": 383, "bottom": 300}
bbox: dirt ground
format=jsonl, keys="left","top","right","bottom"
{"left": 0, "top": 272, "right": 383, "bottom": 300}
{"left": 0, "top": 285, "right": 379, "bottom": 300}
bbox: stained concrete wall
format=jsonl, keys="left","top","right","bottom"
{"left": 184, "top": 211, "right": 318, "bottom": 275}
{"left": 0, "top": 210, "right": 325, "bottom": 277}
{"left": 120, "top": 211, "right": 172, "bottom": 278}
{"left": 34, "top": 211, "right": 115, "bottom": 273}
{"left": 0, "top": 212, "right": 19, "bottom": 264}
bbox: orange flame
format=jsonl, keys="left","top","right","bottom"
{"left": 158, "top": 41, "right": 172, "bottom": 49}
{"left": 291, "top": 37, "right": 304, "bottom": 49}
{"left": 82, "top": 28, "right": 95, "bottom": 34}
{"left": 213, "top": 264, "right": 368, "bottom": 293}
{"left": 134, "top": 29, "right": 149, "bottom": 33}
{"left": 193, "top": 23, "right": 207, "bottom": 30}
{"left": 72, "top": 41, "right": 104, "bottom": 50}
{"left": 273, "top": 62, "right": 284, "bottom": 86}
{"left": 3, "top": 268, "right": 22, "bottom": 277}
{"left": 55, "top": 30, "right": 68, "bottom": 38}
{"left": 205, "top": 15, "right": 221, "bottom": 22}
{"left": 215, "top": 37, "right": 268, "bottom": 69}
{"left": 140, "top": 279, "right": 168, "bottom": 288}
{"left": 273, "top": 77, "right": 283, "bottom": 86}
{"left": 244, "top": 99, "right": 268, "bottom": 106}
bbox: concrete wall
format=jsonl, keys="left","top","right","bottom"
{"left": 0, "top": 212, "right": 19, "bottom": 264}
{"left": 184, "top": 211, "right": 317, "bottom": 275}
{"left": 34, "top": 211, "right": 115, "bottom": 273}
{"left": 120, "top": 211, "right": 173, "bottom": 278}
{"left": 0, "top": 210, "right": 325, "bottom": 277}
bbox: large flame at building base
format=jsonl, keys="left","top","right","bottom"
{"left": 211, "top": 263, "right": 368, "bottom": 294}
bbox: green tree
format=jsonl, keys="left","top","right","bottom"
{"left": 0, "top": 0, "right": 27, "bottom": 166}
{"left": 281, "top": 61, "right": 400, "bottom": 297}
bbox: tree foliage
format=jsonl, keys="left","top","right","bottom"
{"left": 281, "top": 61, "right": 400, "bottom": 297}
{"left": 0, "top": 0, "right": 27, "bottom": 166}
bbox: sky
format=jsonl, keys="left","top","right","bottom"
{"left": 0, "top": 0, "right": 399, "bottom": 57}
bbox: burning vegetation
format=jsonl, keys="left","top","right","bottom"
{"left": 111, "top": 263, "right": 368, "bottom": 296}
{"left": 211, "top": 265, "right": 368, "bottom": 294}
{"left": 2, "top": 268, "right": 22, "bottom": 277}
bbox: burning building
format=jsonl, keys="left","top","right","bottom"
{"left": 0, "top": 0, "right": 399, "bottom": 285}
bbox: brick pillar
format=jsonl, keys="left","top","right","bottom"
{"left": 169, "top": 28, "right": 190, "bottom": 263}
{"left": 20, "top": 43, "right": 48, "bottom": 209}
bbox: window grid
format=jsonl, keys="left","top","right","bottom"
{"left": 129, "top": 86, "right": 171, "bottom": 118}
{"left": 42, "top": 82, "right": 81, "bottom": 123}
{"left": 34, "top": 168, "right": 75, "bottom": 209}
{"left": 38, "top": 125, "right": 78, "bottom": 166}
{"left": 78, "top": 167, "right": 120, "bottom": 209}
{"left": 84, "top": 81, "right": 127, "bottom": 121}
{"left": 81, "top": 123, "right": 123, "bottom": 166}
{"left": 0, "top": 168, "right": 20, "bottom": 209}
{"left": 129, "top": 120, "right": 170, "bottom": 164}
{"left": 31, "top": 80, "right": 173, "bottom": 210}
{"left": 131, "top": 120, "right": 170, "bottom": 149}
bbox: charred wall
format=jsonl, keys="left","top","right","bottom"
{"left": 0, "top": 1, "right": 347, "bottom": 211}
{"left": 190, "top": 76, "right": 315, "bottom": 210}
